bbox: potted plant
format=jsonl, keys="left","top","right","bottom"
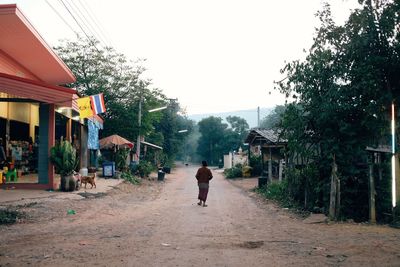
{"left": 115, "top": 148, "right": 129, "bottom": 178}
{"left": 50, "top": 140, "right": 79, "bottom": 191}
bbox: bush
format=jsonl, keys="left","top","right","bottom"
{"left": 249, "top": 154, "right": 263, "bottom": 176}
{"left": 49, "top": 140, "right": 78, "bottom": 176}
{"left": 137, "top": 161, "right": 154, "bottom": 178}
{"left": 256, "top": 179, "right": 297, "bottom": 208}
{"left": 116, "top": 149, "right": 129, "bottom": 171}
{"left": 224, "top": 164, "right": 243, "bottom": 179}
{"left": 121, "top": 171, "right": 141, "bottom": 185}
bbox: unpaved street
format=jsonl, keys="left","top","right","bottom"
{"left": 1, "top": 163, "right": 400, "bottom": 266}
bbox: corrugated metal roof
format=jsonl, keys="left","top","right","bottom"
{"left": 245, "top": 128, "right": 287, "bottom": 145}
{"left": 0, "top": 72, "right": 76, "bottom": 103}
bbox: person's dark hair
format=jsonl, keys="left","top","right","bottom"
{"left": 202, "top": 160, "right": 207, "bottom": 167}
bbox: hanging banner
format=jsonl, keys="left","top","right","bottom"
{"left": 90, "top": 93, "right": 106, "bottom": 115}
{"left": 77, "top": 96, "right": 94, "bottom": 118}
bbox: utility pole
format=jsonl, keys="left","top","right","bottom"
{"left": 136, "top": 95, "right": 142, "bottom": 163}
{"left": 257, "top": 106, "right": 260, "bottom": 128}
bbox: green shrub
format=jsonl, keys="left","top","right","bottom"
{"left": 121, "top": 171, "right": 141, "bottom": 185}
{"left": 116, "top": 149, "right": 129, "bottom": 171}
{"left": 224, "top": 164, "right": 243, "bottom": 179}
{"left": 50, "top": 140, "right": 78, "bottom": 176}
{"left": 249, "top": 154, "right": 263, "bottom": 176}
{"left": 256, "top": 179, "right": 297, "bottom": 208}
{"left": 137, "top": 161, "right": 154, "bottom": 178}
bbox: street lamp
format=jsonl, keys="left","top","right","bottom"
{"left": 148, "top": 106, "right": 167, "bottom": 112}
{"left": 136, "top": 104, "right": 168, "bottom": 163}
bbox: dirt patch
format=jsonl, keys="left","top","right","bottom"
{"left": 77, "top": 192, "right": 108, "bottom": 199}
{"left": 238, "top": 240, "right": 265, "bottom": 249}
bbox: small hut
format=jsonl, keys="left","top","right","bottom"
{"left": 245, "top": 129, "right": 287, "bottom": 182}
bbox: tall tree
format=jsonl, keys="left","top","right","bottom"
{"left": 197, "top": 116, "right": 227, "bottom": 165}
{"left": 54, "top": 37, "right": 166, "bottom": 142}
{"left": 276, "top": 1, "right": 400, "bottom": 220}
{"left": 55, "top": 37, "right": 191, "bottom": 166}
{"left": 260, "top": 105, "right": 286, "bottom": 130}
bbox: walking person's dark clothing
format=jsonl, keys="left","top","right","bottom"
{"left": 195, "top": 161, "right": 213, "bottom": 207}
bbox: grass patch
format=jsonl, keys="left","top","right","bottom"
{"left": 255, "top": 180, "right": 308, "bottom": 217}
{"left": 121, "top": 171, "right": 141, "bottom": 185}
{"left": 0, "top": 208, "right": 22, "bottom": 225}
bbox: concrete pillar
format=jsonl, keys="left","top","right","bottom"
{"left": 38, "top": 104, "right": 54, "bottom": 187}
{"left": 80, "top": 125, "right": 88, "bottom": 168}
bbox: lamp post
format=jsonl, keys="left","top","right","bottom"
{"left": 136, "top": 104, "right": 168, "bottom": 163}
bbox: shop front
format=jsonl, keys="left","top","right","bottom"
{"left": 0, "top": 4, "right": 78, "bottom": 189}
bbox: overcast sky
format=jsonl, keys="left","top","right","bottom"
{"left": 1, "top": 0, "right": 360, "bottom": 115}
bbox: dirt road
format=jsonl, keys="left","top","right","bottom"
{"left": 1, "top": 163, "right": 400, "bottom": 266}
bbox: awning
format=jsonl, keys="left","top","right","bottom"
{"left": 0, "top": 72, "right": 76, "bottom": 104}
{"left": 141, "top": 141, "right": 163, "bottom": 150}
{"left": 0, "top": 4, "right": 76, "bottom": 84}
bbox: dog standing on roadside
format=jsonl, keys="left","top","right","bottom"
{"left": 80, "top": 172, "right": 97, "bottom": 189}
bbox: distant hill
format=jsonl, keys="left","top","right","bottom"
{"left": 188, "top": 107, "right": 273, "bottom": 128}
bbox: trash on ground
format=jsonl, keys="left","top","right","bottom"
{"left": 67, "top": 209, "right": 76, "bottom": 215}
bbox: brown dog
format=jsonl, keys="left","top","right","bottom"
{"left": 80, "top": 173, "right": 96, "bottom": 189}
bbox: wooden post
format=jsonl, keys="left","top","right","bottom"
{"left": 279, "top": 159, "right": 283, "bottom": 182}
{"left": 329, "top": 155, "right": 338, "bottom": 220}
{"left": 268, "top": 147, "right": 272, "bottom": 182}
{"left": 369, "top": 162, "right": 376, "bottom": 224}
{"left": 337, "top": 178, "right": 341, "bottom": 219}
{"left": 261, "top": 148, "right": 264, "bottom": 174}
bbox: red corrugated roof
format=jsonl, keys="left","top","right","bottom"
{"left": 0, "top": 72, "right": 76, "bottom": 104}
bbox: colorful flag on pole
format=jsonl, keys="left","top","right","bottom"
{"left": 90, "top": 93, "right": 106, "bottom": 115}
{"left": 77, "top": 96, "right": 94, "bottom": 119}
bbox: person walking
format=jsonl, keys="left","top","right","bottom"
{"left": 195, "top": 160, "right": 213, "bottom": 207}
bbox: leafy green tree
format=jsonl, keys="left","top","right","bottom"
{"left": 197, "top": 116, "right": 227, "bottom": 165}
{"left": 260, "top": 105, "right": 286, "bottom": 130}
{"left": 54, "top": 37, "right": 166, "bottom": 142}
{"left": 276, "top": 1, "right": 400, "bottom": 221}
{"left": 55, "top": 37, "right": 190, "bottom": 168}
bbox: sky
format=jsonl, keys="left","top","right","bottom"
{"left": 0, "top": 0, "right": 360, "bottom": 115}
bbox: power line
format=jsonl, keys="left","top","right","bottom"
{"left": 45, "top": 0, "right": 79, "bottom": 37}
{"left": 76, "top": 0, "right": 113, "bottom": 48}
{"left": 69, "top": 0, "right": 108, "bottom": 47}
{"left": 58, "top": 0, "right": 100, "bottom": 52}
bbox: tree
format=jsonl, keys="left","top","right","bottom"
{"left": 223, "top": 116, "right": 249, "bottom": 153}
{"left": 260, "top": 105, "right": 286, "bottom": 130}
{"left": 276, "top": 1, "right": 400, "bottom": 221}
{"left": 197, "top": 116, "right": 227, "bottom": 165}
{"left": 55, "top": 37, "right": 190, "bottom": 168}
{"left": 55, "top": 37, "right": 166, "bottom": 142}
